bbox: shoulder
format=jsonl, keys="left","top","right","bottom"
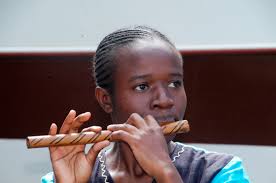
{"left": 172, "top": 142, "right": 246, "bottom": 183}
{"left": 172, "top": 142, "right": 234, "bottom": 166}
{"left": 212, "top": 156, "right": 251, "bottom": 183}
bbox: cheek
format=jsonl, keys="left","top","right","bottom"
{"left": 123, "top": 94, "right": 148, "bottom": 112}
{"left": 112, "top": 93, "right": 146, "bottom": 122}
{"left": 174, "top": 91, "right": 187, "bottom": 114}
{"left": 124, "top": 95, "right": 150, "bottom": 115}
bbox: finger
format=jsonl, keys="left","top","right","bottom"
{"left": 82, "top": 126, "right": 102, "bottom": 133}
{"left": 126, "top": 113, "right": 147, "bottom": 128}
{"left": 48, "top": 123, "right": 58, "bottom": 154}
{"left": 109, "top": 130, "right": 133, "bottom": 144}
{"left": 86, "top": 140, "right": 110, "bottom": 165}
{"left": 144, "top": 115, "right": 159, "bottom": 127}
{"left": 144, "top": 115, "right": 164, "bottom": 135}
{"left": 69, "top": 112, "right": 91, "bottom": 133}
{"left": 59, "top": 110, "right": 76, "bottom": 134}
{"left": 107, "top": 123, "right": 138, "bottom": 134}
{"left": 48, "top": 123, "right": 58, "bottom": 135}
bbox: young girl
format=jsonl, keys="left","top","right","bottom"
{"left": 42, "top": 26, "right": 250, "bottom": 183}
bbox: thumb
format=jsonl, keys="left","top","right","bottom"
{"left": 86, "top": 140, "right": 110, "bottom": 165}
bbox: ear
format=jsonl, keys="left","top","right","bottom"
{"left": 95, "top": 86, "right": 113, "bottom": 113}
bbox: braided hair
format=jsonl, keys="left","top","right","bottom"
{"left": 93, "top": 25, "right": 177, "bottom": 94}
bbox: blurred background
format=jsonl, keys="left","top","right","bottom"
{"left": 1, "top": 0, "right": 276, "bottom": 182}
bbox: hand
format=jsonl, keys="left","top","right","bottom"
{"left": 107, "top": 113, "right": 172, "bottom": 178}
{"left": 48, "top": 110, "right": 110, "bottom": 183}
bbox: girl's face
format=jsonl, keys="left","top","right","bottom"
{"left": 111, "top": 39, "right": 187, "bottom": 125}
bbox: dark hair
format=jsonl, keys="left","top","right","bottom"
{"left": 92, "top": 25, "right": 177, "bottom": 94}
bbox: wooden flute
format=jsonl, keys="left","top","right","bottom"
{"left": 26, "top": 120, "right": 189, "bottom": 148}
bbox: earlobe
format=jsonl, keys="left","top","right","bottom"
{"left": 95, "top": 86, "right": 113, "bottom": 113}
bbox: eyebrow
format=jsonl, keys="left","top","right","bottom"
{"left": 128, "top": 73, "right": 183, "bottom": 83}
{"left": 128, "top": 74, "right": 151, "bottom": 83}
{"left": 169, "top": 73, "right": 183, "bottom": 77}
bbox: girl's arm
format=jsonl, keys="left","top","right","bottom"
{"left": 153, "top": 162, "right": 183, "bottom": 183}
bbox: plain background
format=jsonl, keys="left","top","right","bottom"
{"left": 1, "top": 0, "right": 276, "bottom": 48}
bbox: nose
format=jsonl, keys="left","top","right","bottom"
{"left": 151, "top": 85, "right": 174, "bottom": 109}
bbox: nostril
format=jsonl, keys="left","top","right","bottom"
{"left": 151, "top": 86, "right": 174, "bottom": 109}
{"left": 152, "top": 97, "right": 174, "bottom": 109}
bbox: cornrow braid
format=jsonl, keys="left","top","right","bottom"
{"left": 92, "top": 25, "right": 176, "bottom": 94}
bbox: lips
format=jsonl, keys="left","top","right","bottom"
{"left": 153, "top": 115, "right": 177, "bottom": 123}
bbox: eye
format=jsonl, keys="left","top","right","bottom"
{"left": 168, "top": 80, "right": 182, "bottom": 88}
{"left": 134, "top": 83, "right": 149, "bottom": 92}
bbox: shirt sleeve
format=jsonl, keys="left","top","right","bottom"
{"left": 41, "top": 172, "right": 54, "bottom": 183}
{"left": 211, "top": 156, "right": 250, "bottom": 183}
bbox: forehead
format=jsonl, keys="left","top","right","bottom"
{"left": 114, "top": 39, "right": 183, "bottom": 76}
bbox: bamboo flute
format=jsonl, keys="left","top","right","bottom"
{"left": 26, "top": 120, "right": 189, "bottom": 149}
